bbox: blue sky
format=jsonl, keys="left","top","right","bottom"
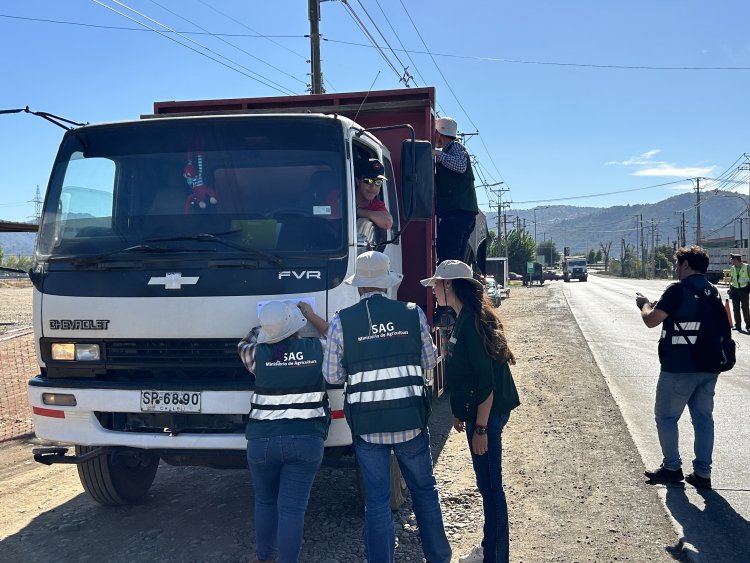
{"left": 3, "top": 0, "right": 750, "bottom": 224}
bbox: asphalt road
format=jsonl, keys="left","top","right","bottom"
{"left": 559, "top": 274, "right": 750, "bottom": 562}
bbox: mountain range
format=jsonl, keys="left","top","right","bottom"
{"left": 488, "top": 189, "right": 748, "bottom": 257}
{"left": 1, "top": 190, "right": 747, "bottom": 259}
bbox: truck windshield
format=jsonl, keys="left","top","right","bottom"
{"left": 37, "top": 116, "right": 347, "bottom": 259}
{"left": 568, "top": 260, "right": 586, "bottom": 267}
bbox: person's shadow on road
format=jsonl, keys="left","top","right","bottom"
{"left": 665, "top": 484, "right": 750, "bottom": 562}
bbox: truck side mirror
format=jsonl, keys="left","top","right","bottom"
{"left": 400, "top": 140, "right": 433, "bottom": 221}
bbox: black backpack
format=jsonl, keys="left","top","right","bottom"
{"left": 675, "top": 283, "right": 736, "bottom": 373}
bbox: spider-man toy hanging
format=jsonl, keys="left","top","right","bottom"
{"left": 183, "top": 149, "right": 217, "bottom": 214}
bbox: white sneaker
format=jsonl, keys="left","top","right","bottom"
{"left": 458, "top": 544, "right": 484, "bottom": 563}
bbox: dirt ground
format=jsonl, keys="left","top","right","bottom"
{"left": 0, "top": 281, "right": 681, "bottom": 562}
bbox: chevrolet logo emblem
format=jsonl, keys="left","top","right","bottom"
{"left": 148, "top": 273, "right": 200, "bottom": 290}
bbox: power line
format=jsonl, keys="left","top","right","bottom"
{"left": 340, "top": 1, "right": 409, "bottom": 86}
{"left": 91, "top": 0, "right": 297, "bottom": 95}
{"left": 147, "top": 0, "right": 309, "bottom": 87}
{"left": 0, "top": 13, "right": 303, "bottom": 37}
{"left": 514, "top": 179, "right": 690, "bottom": 204}
{"left": 373, "top": 0, "right": 429, "bottom": 88}
{"left": 9, "top": 13, "right": 750, "bottom": 72}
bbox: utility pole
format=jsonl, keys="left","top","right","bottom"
{"left": 308, "top": 0, "right": 324, "bottom": 94}
{"left": 695, "top": 177, "right": 702, "bottom": 245}
{"left": 640, "top": 214, "right": 646, "bottom": 278}
{"left": 739, "top": 160, "right": 750, "bottom": 248}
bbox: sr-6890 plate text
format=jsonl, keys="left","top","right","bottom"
{"left": 140, "top": 391, "right": 201, "bottom": 413}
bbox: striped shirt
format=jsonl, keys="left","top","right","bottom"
{"left": 323, "top": 291, "right": 438, "bottom": 444}
{"left": 436, "top": 139, "right": 468, "bottom": 173}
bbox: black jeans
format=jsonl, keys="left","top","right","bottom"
{"left": 437, "top": 210, "right": 476, "bottom": 264}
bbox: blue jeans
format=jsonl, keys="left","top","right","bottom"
{"left": 655, "top": 371, "right": 718, "bottom": 477}
{"left": 246, "top": 435, "right": 324, "bottom": 563}
{"left": 466, "top": 412, "right": 511, "bottom": 563}
{"left": 354, "top": 430, "right": 451, "bottom": 563}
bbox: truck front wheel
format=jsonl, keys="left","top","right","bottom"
{"left": 76, "top": 446, "right": 159, "bottom": 505}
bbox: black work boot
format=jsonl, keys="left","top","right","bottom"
{"left": 644, "top": 464, "right": 684, "bottom": 483}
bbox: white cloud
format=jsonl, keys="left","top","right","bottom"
{"left": 633, "top": 164, "right": 715, "bottom": 177}
{"left": 606, "top": 149, "right": 661, "bottom": 166}
{"left": 606, "top": 149, "right": 715, "bottom": 178}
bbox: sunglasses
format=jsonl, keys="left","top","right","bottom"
{"left": 361, "top": 178, "right": 384, "bottom": 186}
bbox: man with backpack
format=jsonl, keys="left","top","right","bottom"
{"left": 635, "top": 245, "right": 734, "bottom": 490}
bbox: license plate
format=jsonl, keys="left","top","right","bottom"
{"left": 140, "top": 390, "right": 201, "bottom": 413}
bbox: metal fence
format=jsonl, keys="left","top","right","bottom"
{"left": 0, "top": 330, "right": 35, "bottom": 442}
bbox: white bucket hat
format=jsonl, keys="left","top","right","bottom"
{"left": 420, "top": 260, "right": 483, "bottom": 288}
{"left": 345, "top": 251, "right": 403, "bottom": 288}
{"left": 257, "top": 301, "right": 308, "bottom": 344}
{"left": 435, "top": 117, "right": 458, "bottom": 138}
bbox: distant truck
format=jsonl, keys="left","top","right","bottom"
{"left": 563, "top": 256, "right": 588, "bottom": 282}
{"left": 705, "top": 246, "right": 747, "bottom": 284}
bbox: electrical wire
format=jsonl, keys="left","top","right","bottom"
{"left": 354, "top": 0, "right": 414, "bottom": 86}
{"left": 148, "top": 0, "right": 308, "bottom": 88}
{"left": 373, "top": 0, "right": 429, "bottom": 88}
{"left": 91, "top": 0, "right": 297, "bottom": 95}
{"left": 340, "top": 1, "right": 406, "bottom": 85}
{"left": 514, "top": 179, "right": 690, "bottom": 204}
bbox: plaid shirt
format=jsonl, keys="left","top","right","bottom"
{"left": 323, "top": 291, "right": 438, "bottom": 444}
{"left": 436, "top": 139, "right": 468, "bottom": 173}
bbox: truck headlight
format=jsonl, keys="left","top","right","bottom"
{"left": 51, "top": 343, "right": 101, "bottom": 361}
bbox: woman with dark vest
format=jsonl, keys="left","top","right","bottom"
{"left": 238, "top": 300, "right": 329, "bottom": 563}
{"left": 422, "top": 260, "right": 520, "bottom": 563}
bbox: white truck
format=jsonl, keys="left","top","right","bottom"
{"left": 563, "top": 256, "right": 588, "bottom": 282}
{"left": 28, "top": 88, "right": 445, "bottom": 507}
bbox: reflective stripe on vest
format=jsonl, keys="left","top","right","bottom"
{"left": 346, "top": 365, "right": 423, "bottom": 404}
{"left": 251, "top": 338, "right": 326, "bottom": 423}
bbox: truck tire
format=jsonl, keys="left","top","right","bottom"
{"left": 581, "top": 275, "right": 588, "bottom": 282}
{"left": 356, "top": 452, "right": 409, "bottom": 512}
{"left": 76, "top": 446, "right": 159, "bottom": 505}
{"left": 563, "top": 274, "right": 570, "bottom": 282}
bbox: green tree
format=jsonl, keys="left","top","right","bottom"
{"left": 587, "top": 249, "right": 596, "bottom": 264}
{"left": 536, "top": 239, "right": 560, "bottom": 266}
{"left": 507, "top": 229, "right": 536, "bottom": 274}
{"left": 486, "top": 230, "right": 501, "bottom": 257}
{"left": 595, "top": 249, "right": 603, "bottom": 263}
{"left": 652, "top": 244, "right": 675, "bottom": 278}
{"left": 3, "top": 254, "right": 32, "bottom": 271}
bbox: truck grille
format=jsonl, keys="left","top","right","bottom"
{"left": 104, "top": 340, "right": 242, "bottom": 367}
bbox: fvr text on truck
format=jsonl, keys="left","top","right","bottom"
{"left": 28, "top": 88, "right": 485, "bottom": 507}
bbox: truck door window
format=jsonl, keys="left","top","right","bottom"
{"left": 383, "top": 156, "right": 400, "bottom": 243}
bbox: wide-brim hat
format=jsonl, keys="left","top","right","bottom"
{"left": 420, "top": 260, "right": 484, "bottom": 288}
{"left": 435, "top": 117, "right": 458, "bottom": 138}
{"left": 345, "top": 250, "right": 403, "bottom": 288}
{"left": 257, "top": 300, "right": 308, "bottom": 344}
{"left": 730, "top": 253, "right": 742, "bottom": 259}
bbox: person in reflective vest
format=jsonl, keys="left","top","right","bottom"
{"left": 323, "top": 251, "right": 451, "bottom": 563}
{"left": 636, "top": 246, "right": 720, "bottom": 491}
{"left": 729, "top": 252, "right": 750, "bottom": 331}
{"left": 238, "top": 300, "right": 329, "bottom": 563}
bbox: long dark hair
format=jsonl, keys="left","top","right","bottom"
{"left": 452, "top": 278, "right": 516, "bottom": 365}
